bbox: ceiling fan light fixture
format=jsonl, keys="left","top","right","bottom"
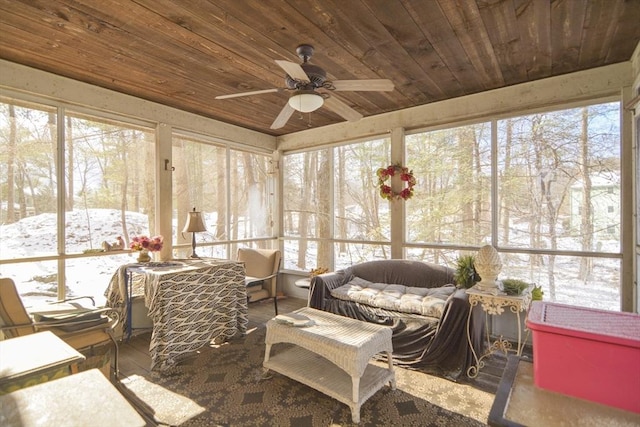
{"left": 288, "top": 90, "right": 324, "bottom": 113}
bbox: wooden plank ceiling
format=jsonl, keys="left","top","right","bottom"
{"left": 1, "top": 0, "right": 639, "bottom": 136}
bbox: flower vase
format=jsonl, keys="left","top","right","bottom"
{"left": 137, "top": 249, "right": 151, "bottom": 263}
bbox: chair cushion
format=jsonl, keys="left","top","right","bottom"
{"left": 330, "top": 276, "right": 456, "bottom": 319}
{"left": 0, "top": 277, "right": 36, "bottom": 337}
{"left": 30, "top": 302, "right": 108, "bottom": 332}
{"left": 238, "top": 248, "right": 278, "bottom": 277}
{"left": 49, "top": 327, "right": 112, "bottom": 351}
{"left": 247, "top": 286, "right": 269, "bottom": 302}
{"left": 244, "top": 276, "right": 264, "bottom": 287}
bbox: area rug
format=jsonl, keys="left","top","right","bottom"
{"left": 119, "top": 326, "right": 492, "bottom": 426}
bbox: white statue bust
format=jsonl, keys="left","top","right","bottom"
{"left": 474, "top": 245, "right": 502, "bottom": 293}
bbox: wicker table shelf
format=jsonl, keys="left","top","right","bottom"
{"left": 263, "top": 307, "right": 395, "bottom": 423}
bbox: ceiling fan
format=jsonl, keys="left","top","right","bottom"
{"left": 215, "top": 44, "right": 395, "bottom": 129}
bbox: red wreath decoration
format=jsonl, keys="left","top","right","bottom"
{"left": 376, "top": 164, "right": 416, "bottom": 201}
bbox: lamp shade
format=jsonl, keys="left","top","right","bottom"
{"left": 182, "top": 208, "right": 207, "bottom": 233}
{"left": 288, "top": 90, "right": 324, "bottom": 113}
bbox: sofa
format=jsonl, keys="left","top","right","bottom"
{"left": 309, "top": 259, "right": 485, "bottom": 380}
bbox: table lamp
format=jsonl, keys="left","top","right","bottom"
{"left": 182, "top": 207, "right": 207, "bottom": 258}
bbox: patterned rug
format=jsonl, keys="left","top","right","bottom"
{"left": 119, "top": 326, "right": 493, "bottom": 427}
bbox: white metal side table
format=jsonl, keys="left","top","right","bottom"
{"left": 465, "top": 285, "right": 532, "bottom": 378}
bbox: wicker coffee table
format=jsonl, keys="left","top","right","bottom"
{"left": 263, "top": 307, "right": 395, "bottom": 423}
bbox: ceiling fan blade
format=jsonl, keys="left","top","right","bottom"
{"left": 270, "top": 103, "right": 295, "bottom": 129}
{"left": 275, "top": 60, "right": 309, "bottom": 82}
{"left": 215, "top": 88, "right": 282, "bottom": 100}
{"left": 332, "top": 79, "right": 394, "bottom": 92}
{"left": 323, "top": 96, "right": 363, "bottom": 122}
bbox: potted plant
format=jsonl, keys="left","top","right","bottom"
{"left": 454, "top": 255, "right": 481, "bottom": 289}
{"left": 500, "top": 278, "right": 530, "bottom": 296}
{"left": 531, "top": 284, "right": 544, "bottom": 300}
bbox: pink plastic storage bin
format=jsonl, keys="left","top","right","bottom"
{"left": 527, "top": 301, "right": 640, "bottom": 413}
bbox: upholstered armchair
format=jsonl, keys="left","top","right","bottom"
{"left": 237, "top": 248, "right": 281, "bottom": 315}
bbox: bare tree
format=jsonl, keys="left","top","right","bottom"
{"left": 317, "top": 151, "right": 331, "bottom": 269}
{"left": 66, "top": 116, "right": 74, "bottom": 211}
{"left": 501, "top": 119, "right": 513, "bottom": 246}
{"left": 6, "top": 105, "right": 16, "bottom": 223}
{"left": 174, "top": 141, "right": 190, "bottom": 248}
{"left": 579, "top": 107, "right": 593, "bottom": 280}
{"left": 336, "top": 147, "right": 347, "bottom": 254}
{"left": 215, "top": 149, "right": 226, "bottom": 241}
{"left": 119, "top": 130, "right": 130, "bottom": 244}
{"left": 297, "top": 152, "right": 314, "bottom": 269}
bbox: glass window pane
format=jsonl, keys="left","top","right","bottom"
{"left": 188, "top": 243, "right": 227, "bottom": 260}
{"left": 0, "top": 260, "right": 60, "bottom": 308}
{"left": 405, "top": 247, "right": 461, "bottom": 269}
{"left": 66, "top": 254, "right": 133, "bottom": 306}
{"left": 500, "top": 253, "right": 620, "bottom": 311}
{"left": 66, "top": 113, "right": 156, "bottom": 254}
{"left": 283, "top": 239, "right": 317, "bottom": 271}
{"left": 406, "top": 123, "right": 492, "bottom": 245}
{"left": 172, "top": 135, "right": 227, "bottom": 259}
{"left": 283, "top": 150, "right": 331, "bottom": 239}
{"left": 335, "top": 138, "right": 390, "bottom": 241}
{"left": 497, "top": 104, "right": 621, "bottom": 252}
{"left": 334, "top": 243, "right": 390, "bottom": 270}
{"left": 283, "top": 150, "right": 332, "bottom": 270}
{"left": 229, "top": 149, "right": 273, "bottom": 240}
{"left": 0, "top": 100, "right": 58, "bottom": 259}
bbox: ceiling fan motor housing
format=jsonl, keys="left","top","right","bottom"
{"left": 285, "top": 63, "right": 327, "bottom": 89}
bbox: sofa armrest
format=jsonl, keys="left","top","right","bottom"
{"left": 308, "top": 271, "right": 348, "bottom": 310}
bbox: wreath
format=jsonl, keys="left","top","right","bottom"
{"left": 376, "top": 164, "right": 416, "bottom": 201}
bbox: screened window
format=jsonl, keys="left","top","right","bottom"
{"left": 0, "top": 101, "right": 58, "bottom": 258}
{"left": 173, "top": 135, "right": 227, "bottom": 258}
{"left": 172, "top": 134, "right": 274, "bottom": 259}
{"left": 283, "top": 101, "right": 621, "bottom": 311}
{"left": 282, "top": 149, "right": 332, "bottom": 271}
{"left": 229, "top": 149, "right": 273, "bottom": 243}
{"left": 334, "top": 138, "right": 390, "bottom": 269}
{"left": 65, "top": 113, "right": 157, "bottom": 252}
{"left": 283, "top": 137, "right": 390, "bottom": 271}
{"left": 0, "top": 99, "right": 156, "bottom": 306}
{"left": 497, "top": 103, "right": 621, "bottom": 310}
{"left": 497, "top": 104, "right": 621, "bottom": 252}
{"left": 406, "top": 123, "right": 492, "bottom": 248}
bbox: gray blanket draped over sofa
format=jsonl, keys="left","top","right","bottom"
{"left": 309, "top": 259, "right": 485, "bottom": 380}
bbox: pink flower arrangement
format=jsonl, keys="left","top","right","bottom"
{"left": 130, "top": 235, "right": 163, "bottom": 252}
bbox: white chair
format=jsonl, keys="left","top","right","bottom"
{"left": 237, "top": 248, "right": 281, "bottom": 315}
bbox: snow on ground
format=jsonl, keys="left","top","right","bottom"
{"left": 1, "top": 209, "right": 150, "bottom": 307}
{"left": 0, "top": 209, "right": 622, "bottom": 311}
